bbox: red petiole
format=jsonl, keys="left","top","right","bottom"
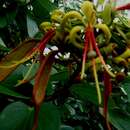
{"left": 38, "top": 29, "right": 56, "bottom": 52}
{"left": 90, "top": 28, "right": 115, "bottom": 77}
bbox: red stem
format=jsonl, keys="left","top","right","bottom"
{"left": 24, "top": 29, "right": 55, "bottom": 60}
{"left": 90, "top": 28, "right": 107, "bottom": 66}
{"left": 83, "top": 30, "right": 89, "bottom": 64}
{"left": 103, "top": 71, "right": 112, "bottom": 130}
{"left": 38, "top": 29, "right": 56, "bottom": 52}
{"left": 115, "top": 3, "right": 130, "bottom": 10}
{"left": 81, "top": 26, "right": 90, "bottom": 79}
{"left": 32, "top": 105, "right": 40, "bottom": 130}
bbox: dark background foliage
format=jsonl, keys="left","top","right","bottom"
{"left": 0, "top": 0, "right": 130, "bottom": 130}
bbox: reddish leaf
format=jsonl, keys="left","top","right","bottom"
{"left": 0, "top": 39, "right": 39, "bottom": 81}
{"left": 32, "top": 51, "right": 57, "bottom": 106}
{"left": 103, "top": 71, "right": 112, "bottom": 130}
{"left": 0, "top": 29, "right": 56, "bottom": 82}
{"left": 32, "top": 51, "right": 57, "bottom": 130}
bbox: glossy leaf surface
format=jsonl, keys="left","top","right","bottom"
{"left": 32, "top": 0, "right": 56, "bottom": 24}
{"left": 37, "top": 103, "right": 61, "bottom": 130}
{"left": 109, "top": 108, "right": 130, "bottom": 130}
{"left": 0, "top": 102, "right": 33, "bottom": 130}
{"left": 70, "top": 83, "right": 100, "bottom": 105}
{"left": 0, "top": 85, "right": 29, "bottom": 99}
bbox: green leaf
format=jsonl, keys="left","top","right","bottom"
{"left": 17, "top": 62, "right": 40, "bottom": 86}
{"left": 111, "top": 32, "right": 126, "bottom": 51}
{"left": 46, "top": 68, "right": 69, "bottom": 97}
{"left": 6, "top": 11, "right": 17, "bottom": 25}
{"left": 46, "top": 81, "right": 54, "bottom": 96}
{"left": 121, "top": 76, "right": 130, "bottom": 102}
{"left": 109, "top": 108, "right": 130, "bottom": 130}
{"left": 37, "top": 103, "right": 61, "bottom": 130}
{"left": 0, "top": 85, "right": 29, "bottom": 99}
{"left": 27, "top": 16, "right": 38, "bottom": 37}
{"left": 0, "top": 16, "right": 7, "bottom": 28}
{"left": 61, "top": 125, "right": 74, "bottom": 130}
{"left": 0, "top": 102, "right": 33, "bottom": 130}
{"left": 0, "top": 38, "right": 6, "bottom": 47}
{"left": 0, "top": 65, "right": 25, "bottom": 88}
{"left": 0, "top": 11, "right": 16, "bottom": 28}
{"left": 32, "top": 0, "right": 56, "bottom": 24}
{"left": 98, "top": 0, "right": 105, "bottom": 5}
{"left": 121, "top": 75, "right": 130, "bottom": 84}
{"left": 70, "top": 83, "right": 99, "bottom": 105}
{"left": 123, "top": 84, "right": 130, "bottom": 102}
{"left": 101, "top": 3, "right": 112, "bottom": 25}
{"left": 50, "top": 70, "right": 69, "bottom": 82}
{"left": 0, "top": 45, "right": 10, "bottom": 52}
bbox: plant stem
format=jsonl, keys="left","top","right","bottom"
{"left": 81, "top": 27, "right": 89, "bottom": 79}
{"left": 90, "top": 29, "right": 115, "bottom": 78}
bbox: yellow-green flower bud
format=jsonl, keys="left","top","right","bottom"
{"left": 40, "top": 22, "right": 53, "bottom": 32}
{"left": 81, "top": 1, "right": 96, "bottom": 24}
